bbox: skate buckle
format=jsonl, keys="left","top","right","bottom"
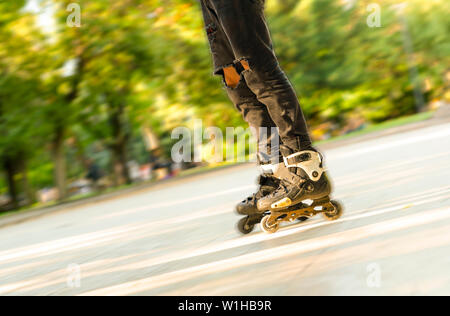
{"left": 283, "top": 152, "right": 311, "bottom": 168}
{"left": 271, "top": 197, "right": 292, "bottom": 209}
{"left": 283, "top": 151, "right": 324, "bottom": 181}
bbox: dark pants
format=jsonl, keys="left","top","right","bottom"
{"left": 200, "top": 0, "right": 312, "bottom": 162}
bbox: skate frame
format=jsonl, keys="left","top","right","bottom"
{"left": 264, "top": 197, "right": 341, "bottom": 228}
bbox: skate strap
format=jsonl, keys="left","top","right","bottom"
{"left": 283, "top": 151, "right": 324, "bottom": 182}
{"left": 272, "top": 162, "right": 305, "bottom": 187}
{"left": 284, "top": 152, "right": 313, "bottom": 166}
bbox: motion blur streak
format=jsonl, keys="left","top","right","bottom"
{"left": 79, "top": 206, "right": 450, "bottom": 296}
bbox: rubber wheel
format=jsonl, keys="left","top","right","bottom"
{"left": 322, "top": 200, "right": 343, "bottom": 221}
{"left": 260, "top": 215, "right": 279, "bottom": 234}
{"left": 237, "top": 217, "right": 255, "bottom": 235}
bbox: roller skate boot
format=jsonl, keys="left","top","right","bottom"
{"left": 236, "top": 175, "right": 279, "bottom": 216}
{"left": 236, "top": 165, "right": 309, "bottom": 235}
{"left": 257, "top": 148, "right": 343, "bottom": 234}
{"left": 236, "top": 174, "right": 278, "bottom": 235}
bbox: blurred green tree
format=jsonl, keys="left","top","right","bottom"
{"left": 0, "top": 0, "right": 448, "bottom": 210}
{"left": 0, "top": 0, "right": 49, "bottom": 207}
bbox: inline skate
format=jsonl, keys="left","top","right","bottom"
{"left": 236, "top": 167, "right": 308, "bottom": 235}
{"left": 256, "top": 148, "right": 343, "bottom": 234}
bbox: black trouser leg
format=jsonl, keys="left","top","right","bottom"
{"left": 200, "top": 0, "right": 312, "bottom": 153}
{"left": 226, "top": 85, "right": 281, "bottom": 163}
{"left": 201, "top": 0, "right": 281, "bottom": 163}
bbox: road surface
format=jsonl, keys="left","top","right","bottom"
{"left": 1, "top": 122, "right": 450, "bottom": 296}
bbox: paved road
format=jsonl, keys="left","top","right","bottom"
{"left": 1, "top": 123, "right": 450, "bottom": 296}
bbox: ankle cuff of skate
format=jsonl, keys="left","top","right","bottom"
{"left": 283, "top": 151, "right": 325, "bottom": 182}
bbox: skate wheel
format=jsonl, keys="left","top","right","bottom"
{"left": 261, "top": 215, "right": 279, "bottom": 234}
{"left": 323, "top": 200, "right": 343, "bottom": 221}
{"left": 237, "top": 217, "right": 255, "bottom": 235}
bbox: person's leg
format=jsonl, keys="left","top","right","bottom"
{"left": 206, "top": 0, "right": 333, "bottom": 212}
{"left": 226, "top": 85, "right": 282, "bottom": 163}
{"left": 206, "top": 0, "right": 313, "bottom": 153}
{"left": 200, "top": 0, "right": 282, "bottom": 163}
{"left": 200, "top": 0, "right": 281, "bottom": 218}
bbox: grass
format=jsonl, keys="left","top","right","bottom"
{"left": 315, "top": 111, "right": 433, "bottom": 145}
{"left": 0, "top": 111, "right": 433, "bottom": 219}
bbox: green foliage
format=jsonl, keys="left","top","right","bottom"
{"left": 0, "top": 0, "right": 449, "bottom": 207}
{"left": 265, "top": 0, "right": 449, "bottom": 129}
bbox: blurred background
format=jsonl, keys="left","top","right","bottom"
{"left": 0, "top": 0, "right": 449, "bottom": 212}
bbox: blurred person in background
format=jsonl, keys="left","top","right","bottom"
{"left": 200, "top": 0, "right": 334, "bottom": 219}
{"left": 149, "top": 148, "right": 173, "bottom": 180}
{"left": 86, "top": 159, "right": 104, "bottom": 191}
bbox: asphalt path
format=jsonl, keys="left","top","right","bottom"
{"left": 0, "top": 122, "right": 449, "bottom": 295}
